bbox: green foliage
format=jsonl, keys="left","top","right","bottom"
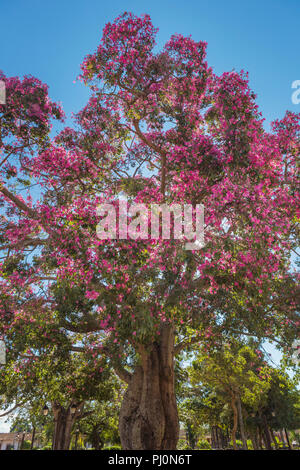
{"left": 21, "top": 440, "right": 32, "bottom": 450}
{"left": 103, "top": 445, "right": 122, "bottom": 450}
{"left": 76, "top": 393, "right": 122, "bottom": 450}
{"left": 196, "top": 439, "right": 212, "bottom": 450}
{"left": 176, "top": 439, "right": 192, "bottom": 450}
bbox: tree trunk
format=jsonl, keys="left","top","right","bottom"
{"left": 249, "top": 431, "right": 258, "bottom": 450}
{"left": 119, "top": 324, "right": 179, "bottom": 450}
{"left": 237, "top": 397, "right": 248, "bottom": 450}
{"left": 217, "top": 426, "right": 224, "bottom": 449}
{"left": 210, "top": 426, "right": 216, "bottom": 449}
{"left": 215, "top": 426, "right": 220, "bottom": 449}
{"left": 30, "top": 426, "right": 36, "bottom": 450}
{"left": 231, "top": 396, "right": 239, "bottom": 450}
{"left": 75, "top": 431, "right": 79, "bottom": 450}
{"left": 257, "top": 427, "right": 263, "bottom": 449}
{"left": 270, "top": 428, "right": 278, "bottom": 449}
{"left": 52, "top": 402, "right": 82, "bottom": 450}
{"left": 262, "top": 415, "right": 272, "bottom": 450}
{"left": 279, "top": 429, "right": 285, "bottom": 445}
{"left": 91, "top": 426, "right": 103, "bottom": 450}
{"left": 20, "top": 431, "right": 25, "bottom": 450}
{"left": 284, "top": 428, "right": 291, "bottom": 450}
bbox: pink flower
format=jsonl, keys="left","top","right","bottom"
{"left": 85, "top": 290, "right": 100, "bottom": 300}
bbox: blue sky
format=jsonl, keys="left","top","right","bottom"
{"left": 0, "top": 0, "right": 299, "bottom": 431}
{"left": 1, "top": 0, "right": 299, "bottom": 128}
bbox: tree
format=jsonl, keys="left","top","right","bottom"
{"left": 189, "top": 340, "right": 272, "bottom": 449}
{"left": 76, "top": 398, "right": 121, "bottom": 450}
{"left": 0, "top": 12, "right": 299, "bottom": 449}
{"left": 0, "top": 307, "right": 118, "bottom": 450}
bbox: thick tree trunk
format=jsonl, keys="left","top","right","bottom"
{"left": 119, "top": 324, "right": 179, "bottom": 450}
{"left": 52, "top": 402, "right": 82, "bottom": 450}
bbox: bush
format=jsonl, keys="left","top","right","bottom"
{"left": 247, "top": 440, "right": 254, "bottom": 450}
{"left": 21, "top": 440, "right": 32, "bottom": 450}
{"left": 196, "top": 439, "right": 212, "bottom": 450}
{"left": 177, "top": 439, "right": 192, "bottom": 450}
{"left": 103, "top": 445, "right": 122, "bottom": 450}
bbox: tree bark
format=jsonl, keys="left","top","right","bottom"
{"left": 270, "top": 428, "right": 279, "bottom": 449}
{"left": 216, "top": 426, "right": 224, "bottom": 449}
{"left": 215, "top": 426, "right": 220, "bottom": 449}
{"left": 237, "top": 397, "right": 248, "bottom": 449}
{"left": 257, "top": 426, "right": 263, "bottom": 449}
{"left": 30, "top": 426, "right": 36, "bottom": 450}
{"left": 262, "top": 415, "right": 272, "bottom": 450}
{"left": 284, "top": 428, "right": 291, "bottom": 450}
{"left": 249, "top": 431, "right": 258, "bottom": 450}
{"left": 210, "top": 426, "right": 216, "bottom": 449}
{"left": 52, "top": 402, "right": 82, "bottom": 450}
{"left": 279, "top": 429, "right": 286, "bottom": 446}
{"left": 75, "top": 431, "right": 79, "bottom": 450}
{"left": 119, "top": 324, "right": 179, "bottom": 450}
{"left": 231, "top": 396, "right": 239, "bottom": 450}
{"left": 20, "top": 431, "right": 25, "bottom": 450}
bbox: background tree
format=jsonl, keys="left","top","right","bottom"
{"left": 189, "top": 340, "right": 272, "bottom": 449}
{"left": 0, "top": 307, "right": 118, "bottom": 450}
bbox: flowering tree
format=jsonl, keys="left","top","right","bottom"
{"left": 0, "top": 13, "right": 299, "bottom": 449}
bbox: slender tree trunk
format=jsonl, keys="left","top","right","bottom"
{"left": 270, "top": 428, "right": 278, "bottom": 449}
{"left": 210, "top": 426, "right": 216, "bottom": 449}
{"left": 249, "top": 431, "right": 258, "bottom": 450}
{"left": 257, "top": 427, "right": 263, "bottom": 449}
{"left": 91, "top": 427, "right": 103, "bottom": 450}
{"left": 284, "top": 428, "right": 291, "bottom": 450}
{"left": 74, "top": 431, "right": 79, "bottom": 450}
{"left": 218, "top": 426, "right": 226, "bottom": 449}
{"left": 237, "top": 397, "right": 248, "bottom": 450}
{"left": 211, "top": 426, "right": 216, "bottom": 449}
{"left": 52, "top": 402, "right": 82, "bottom": 450}
{"left": 20, "top": 431, "right": 25, "bottom": 450}
{"left": 279, "top": 429, "right": 285, "bottom": 446}
{"left": 212, "top": 426, "right": 218, "bottom": 449}
{"left": 262, "top": 415, "right": 272, "bottom": 450}
{"left": 119, "top": 324, "right": 179, "bottom": 450}
{"left": 30, "top": 427, "right": 36, "bottom": 450}
{"left": 226, "top": 428, "right": 230, "bottom": 448}
{"left": 216, "top": 426, "right": 221, "bottom": 449}
{"left": 231, "top": 396, "right": 239, "bottom": 450}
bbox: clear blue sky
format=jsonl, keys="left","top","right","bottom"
{"left": 0, "top": 0, "right": 298, "bottom": 431}
{"left": 1, "top": 0, "right": 299, "bottom": 128}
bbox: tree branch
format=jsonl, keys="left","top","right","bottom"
{"left": 0, "top": 185, "right": 37, "bottom": 218}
